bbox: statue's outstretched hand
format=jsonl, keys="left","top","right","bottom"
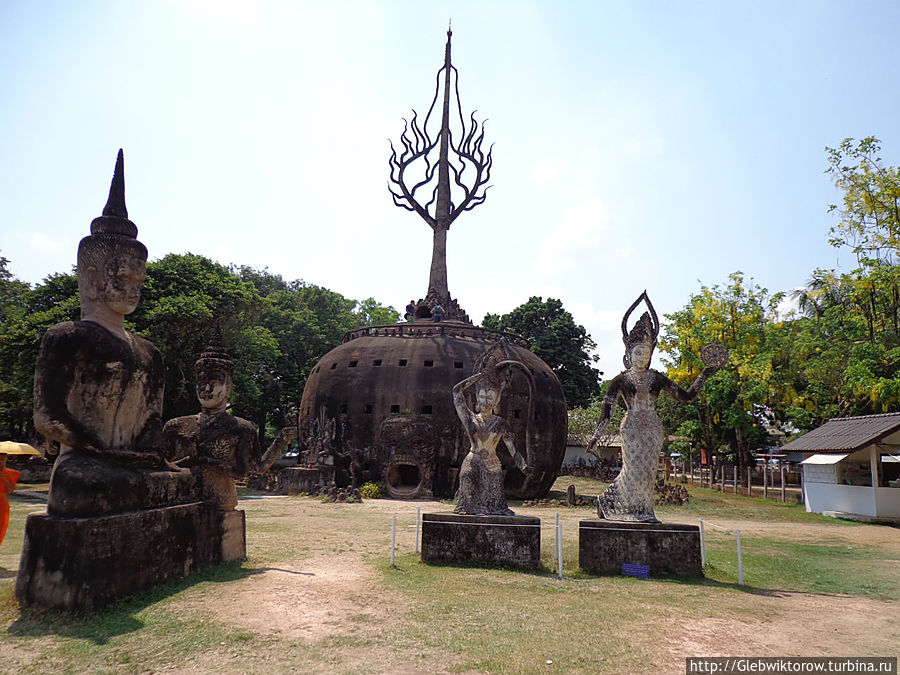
{"left": 514, "top": 452, "right": 529, "bottom": 473}
{"left": 587, "top": 419, "right": 610, "bottom": 450}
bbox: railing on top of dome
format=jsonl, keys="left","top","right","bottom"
{"left": 340, "top": 323, "right": 529, "bottom": 347}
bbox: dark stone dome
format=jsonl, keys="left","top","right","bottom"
{"left": 298, "top": 323, "right": 567, "bottom": 499}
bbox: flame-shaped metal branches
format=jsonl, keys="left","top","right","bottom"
{"left": 388, "top": 28, "right": 493, "bottom": 303}
{"left": 388, "top": 29, "right": 493, "bottom": 231}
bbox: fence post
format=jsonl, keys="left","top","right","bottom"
{"left": 720, "top": 465, "right": 725, "bottom": 492}
{"left": 763, "top": 464, "right": 768, "bottom": 500}
{"left": 555, "top": 513, "right": 563, "bottom": 580}
{"left": 736, "top": 530, "right": 744, "bottom": 586}
{"left": 733, "top": 465, "right": 738, "bottom": 494}
{"left": 748, "top": 469, "right": 752, "bottom": 497}
{"left": 390, "top": 515, "right": 397, "bottom": 568}
{"left": 415, "top": 507, "right": 421, "bottom": 554}
{"left": 780, "top": 463, "right": 786, "bottom": 503}
{"left": 699, "top": 518, "right": 707, "bottom": 567}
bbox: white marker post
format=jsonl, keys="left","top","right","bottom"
{"left": 780, "top": 463, "right": 786, "bottom": 503}
{"left": 390, "top": 515, "right": 397, "bottom": 568}
{"left": 415, "top": 507, "right": 421, "bottom": 554}
{"left": 555, "top": 513, "right": 563, "bottom": 580}
{"left": 699, "top": 518, "right": 707, "bottom": 567}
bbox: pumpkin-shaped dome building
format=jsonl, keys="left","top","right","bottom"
{"left": 299, "top": 323, "right": 566, "bottom": 498}
{"left": 295, "top": 29, "right": 569, "bottom": 499}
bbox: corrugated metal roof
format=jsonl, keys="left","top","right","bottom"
{"left": 781, "top": 412, "right": 900, "bottom": 452}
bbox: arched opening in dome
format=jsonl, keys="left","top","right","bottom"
{"left": 387, "top": 461, "right": 423, "bottom": 498}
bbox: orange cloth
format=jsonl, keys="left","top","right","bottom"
{"left": 0, "top": 467, "right": 20, "bottom": 547}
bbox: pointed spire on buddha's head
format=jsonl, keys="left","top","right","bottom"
{"left": 90, "top": 149, "right": 139, "bottom": 239}
{"left": 76, "top": 149, "right": 149, "bottom": 317}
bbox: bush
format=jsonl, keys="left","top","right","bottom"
{"left": 359, "top": 482, "right": 382, "bottom": 499}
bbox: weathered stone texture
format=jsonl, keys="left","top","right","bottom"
{"left": 299, "top": 329, "right": 567, "bottom": 500}
{"left": 421, "top": 512, "right": 541, "bottom": 569}
{"left": 16, "top": 504, "right": 245, "bottom": 611}
{"left": 578, "top": 520, "right": 702, "bottom": 578}
{"left": 246, "top": 466, "right": 330, "bottom": 494}
{"left": 47, "top": 451, "right": 199, "bottom": 517}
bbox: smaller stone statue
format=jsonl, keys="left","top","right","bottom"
{"left": 589, "top": 291, "right": 725, "bottom": 522}
{"left": 163, "top": 334, "right": 296, "bottom": 510}
{"left": 453, "top": 345, "right": 530, "bottom": 516}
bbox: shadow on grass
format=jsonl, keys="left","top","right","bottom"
{"left": 405, "top": 554, "right": 834, "bottom": 599}
{"left": 394, "top": 557, "right": 555, "bottom": 577}
{"left": 5, "top": 561, "right": 263, "bottom": 644}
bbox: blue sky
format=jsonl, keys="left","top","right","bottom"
{"left": 1, "top": 0, "right": 898, "bottom": 378}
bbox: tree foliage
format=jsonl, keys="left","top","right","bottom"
{"left": 483, "top": 296, "right": 602, "bottom": 408}
{"left": 826, "top": 136, "right": 900, "bottom": 263}
{"left": 0, "top": 253, "right": 398, "bottom": 444}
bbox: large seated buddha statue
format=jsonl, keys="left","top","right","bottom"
{"left": 33, "top": 150, "right": 199, "bottom": 517}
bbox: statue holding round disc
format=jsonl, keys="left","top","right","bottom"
{"left": 589, "top": 291, "right": 727, "bottom": 522}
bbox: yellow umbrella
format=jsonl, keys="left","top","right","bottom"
{"left": 0, "top": 441, "right": 41, "bottom": 456}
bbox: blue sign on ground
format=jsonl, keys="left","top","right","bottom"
{"left": 622, "top": 563, "right": 650, "bottom": 578}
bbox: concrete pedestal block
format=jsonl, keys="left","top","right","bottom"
{"left": 578, "top": 520, "right": 702, "bottom": 578}
{"left": 15, "top": 503, "right": 246, "bottom": 611}
{"left": 421, "top": 512, "right": 541, "bottom": 569}
{"left": 220, "top": 509, "right": 246, "bottom": 562}
{"left": 246, "top": 466, "right": 331, "bottom": 494}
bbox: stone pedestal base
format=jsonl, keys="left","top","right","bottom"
{"left": 246, "top": 466, "right": 331, "bottom": 494}
{"left": 578, "top": 520, "right": 702, "bottom": 577}
{"left": 421, "top": 512, "right": 541, "bottom": 569}
{"left": 15, "top": 503, "right": 246, "bottom": 611}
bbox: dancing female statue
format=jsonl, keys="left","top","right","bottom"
{"left": 453, "top": 346, "right": 531, "bottom": 516}
{"left": 589, "top": 291, "right": 726, "bottom": 522}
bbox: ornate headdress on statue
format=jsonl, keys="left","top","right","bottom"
{"left": 77, "top": 149, "right": 148, "bottom": 268}
{"left": 473, "top": 339, "right": 515, "bottom": 394}
{"left": 621, "top": 291, "right": 660, "bottom": 368}
{"left": 195, "top": 326, "right": 235, "bottom": 376}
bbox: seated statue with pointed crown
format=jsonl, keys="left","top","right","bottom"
{"left": 33, "top": 150, "right": 199, "bottom": 517}
{"left": 163, "top": 334, "right": 297, "bottom": 510}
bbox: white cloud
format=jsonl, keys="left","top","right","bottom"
{"left": 27, "top": 233, "right": 63, "bottom": 254}
{"left": 529, "top": 199, "right": 610, "bottom": 279}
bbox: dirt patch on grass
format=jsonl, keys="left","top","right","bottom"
{"left": 170, "top": 554, "right": 383, "bottom": 642}
{"left": 660, "top": 590, "right": 897, "bottom": 662}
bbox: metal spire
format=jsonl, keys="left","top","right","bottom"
{"left": 388, "top": 27, "right": 493, "bottom": 319}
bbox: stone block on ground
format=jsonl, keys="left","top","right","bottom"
{"left": 578, "top": 519, "right": 702, "bottom": 578}
{"left": 15, "top": 503, "right": 245, "bottom": 611}
{"left": 421, "top": 512, "right": 541, "bottom": 569}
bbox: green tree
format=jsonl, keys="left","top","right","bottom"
{"left": 660, "top": 273, "right": 782, "bottom": 469}
{"left": 826, "top": 136, "right": 900, "bottom": 263}
{"left": 0, "top": 263, "right": 79, "bottom": 440}
{"left": 130, "top": 254, "right": 267, "bottom": 421}
{"left": 483, "top": 296, "right": 602, "bottom": 408}
{"left": 353, "top": 297, "right": 400, "bottom": 326}
{"left": 0, "top": 253, "right": 30, "bottom": 327}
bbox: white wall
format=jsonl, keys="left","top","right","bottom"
{"left": 804, "top": 482, "right": 900, "bottom": 517}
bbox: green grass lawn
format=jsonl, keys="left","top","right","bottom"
{"left": 0, "top": 478, "right": 896, "bottom": 674}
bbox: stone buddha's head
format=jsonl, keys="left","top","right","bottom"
{"left": 195, "top": 332, "right": 235, "bottom": 415}
{"left": 77, "top": 150, "right": 148, "bottom": 323}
